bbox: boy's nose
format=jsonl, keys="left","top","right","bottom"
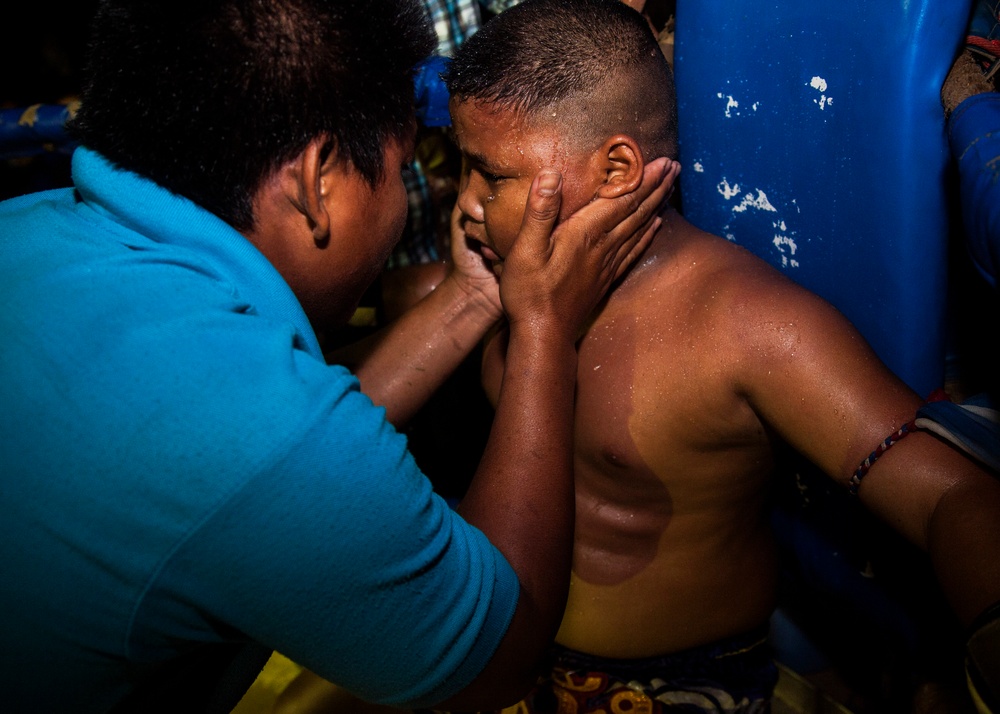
{"left": 455, "top": 179, "right": 485, "bottom": 224}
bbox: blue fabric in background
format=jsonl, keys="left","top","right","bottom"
{"left": 414, "top": 55, "right": 454, "bottom": 128}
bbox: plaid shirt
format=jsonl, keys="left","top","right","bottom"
{"left": 423, "top": 0, "right": 482, "bottom": 57}
{"left": 390, "top": 0, "right": 525, "bottom": 268}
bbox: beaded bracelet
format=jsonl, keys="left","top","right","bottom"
{"left": 848, "top": 419, "right": 918, "bottom": 496}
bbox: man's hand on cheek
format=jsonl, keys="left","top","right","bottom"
{"left": 447, "top": 202, "right": 504, "bottom": 317}
{"left": 501, "top": 159, "right": 672, "bottom": 341}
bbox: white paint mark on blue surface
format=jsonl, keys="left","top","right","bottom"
{"left": 808, "top": 76, "right": 832, "bottom": 110}
{"left": 717, "top": 92, "right": 740, "bottom": 118}
{"left": 732, "top": 189, "right": 776, "bottom": 213}
{"left": 717, "top": 177, "right": 741, "bottom": 199}
{"left": 773, "top": 234, "right": 800, "bottom": 268}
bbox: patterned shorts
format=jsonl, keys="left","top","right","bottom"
{"left": 448, "top": 627, "right": 778, "bottom": 714}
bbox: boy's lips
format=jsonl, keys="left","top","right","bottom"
{"left": 479, "top": 244, "right": 501, "bottom": 262}
{"left": 462, "top": 222, "right": 502, "bottom": 261}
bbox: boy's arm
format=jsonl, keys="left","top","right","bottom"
{"left": 738, "top": 276, "right": 1000, "bottom": 623}
{"left": 857, "top": 425, "right": 1000, "bottom": 625}
{"left": 859, "top": 414, "right": 1000, "bottom": 713}
{"left": 736, "top": 273, "right": 1000, "bottom": 710}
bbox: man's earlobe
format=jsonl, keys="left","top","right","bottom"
{"left": 596, "top": 136, "right": 643, "bottom": 198}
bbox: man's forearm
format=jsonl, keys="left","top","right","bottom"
{"left": 459, "top": 324, "right": 578, "bottom": 603}
{"left": 329, "top": 272, "right": 500, "bottom": 426}
{"left": 441, "top": 324, "right": 579, "bottom": 710}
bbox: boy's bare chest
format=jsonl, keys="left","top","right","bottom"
{"left": 572, "top": 300, "right": 770, "bottom": 491}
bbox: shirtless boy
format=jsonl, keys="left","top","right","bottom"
{"left": 439, "top": 0, "right": 1000, "bottom": 711}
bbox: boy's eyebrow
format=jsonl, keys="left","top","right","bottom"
{"left": 464, "top": 148, "right": 501, "bottom": 172}
{"left": 461, "top": 146, "right": 513, "bottom": 176}
{"left": 447, "top": 128, "right": 512, "bottom": 174}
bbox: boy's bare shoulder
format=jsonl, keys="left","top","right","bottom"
{"left": 622, "top": 213, "right": 801, "bottom": 317}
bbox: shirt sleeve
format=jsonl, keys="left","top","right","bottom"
{"left": 133, "top": 358, "right": 519, "bottom": 709}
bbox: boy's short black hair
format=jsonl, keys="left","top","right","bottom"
{"left": 443, "top": 0, "right": 677, "bottom": 158}
{"left": 70, "top": 0, "right": 435, "bottom": 231}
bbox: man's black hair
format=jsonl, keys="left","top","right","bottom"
{"left": 70, "top": 0, "right": 435, "bottom": 231}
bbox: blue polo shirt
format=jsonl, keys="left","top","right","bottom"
{"left": 0, "top": 147, "right": 517, "bottom": 712}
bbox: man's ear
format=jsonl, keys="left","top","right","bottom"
{"left": 594, "top": 135, "right": 644, "bottom": 198}
{"left": 297, "top": 136, "right": 337, "bottom": 245}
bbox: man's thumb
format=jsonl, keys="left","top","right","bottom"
{"left": 517, "top": 170, "right": 563, "bottom": 252}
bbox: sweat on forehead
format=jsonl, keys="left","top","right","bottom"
{"left": 450, "top": 93, "right": 611, "bottom": 160}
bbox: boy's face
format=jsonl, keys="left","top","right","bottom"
{"left": 450, "top": 98, "right": 602, "bottom": 273}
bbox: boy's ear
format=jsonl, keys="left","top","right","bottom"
{"left": 594, "top": 134, "right": 644, "bottom": 198}
{"left": 296, "top": 136, "right": 337, "bottom": 245}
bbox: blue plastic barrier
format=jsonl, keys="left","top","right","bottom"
{"left": 674, "top": 0, "right": 973, "bottom": 398}
{"left": 0, "top": 103, "right": 79, "bottom": 161}
{"left": 673, "top": 0, "right": 977, "bottom": 688}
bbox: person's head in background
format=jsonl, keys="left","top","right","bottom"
{"left": 443, "top": 0, "right": 678, "bottom": 269}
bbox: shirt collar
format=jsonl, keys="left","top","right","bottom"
{"left": 71, "top": 147, "right": 323, "bottom": 359}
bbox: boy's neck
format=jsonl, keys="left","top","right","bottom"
{"left": 615, "top": 206, "right": 676, "bottom": 286}
{"left": 573, "top": 207, "right": 676, "bottom": 339}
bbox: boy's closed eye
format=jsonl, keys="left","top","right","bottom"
{"left": 479, "top": 169, "right": 506, "bottom": 184}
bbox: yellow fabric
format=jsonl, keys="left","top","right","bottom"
{"left": 231, "top": 652, "right": 304, "bottom": 714}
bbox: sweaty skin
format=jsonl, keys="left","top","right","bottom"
{"left": 557, "top": 222, "right": 782, "bottom": 657}
{"left": 481, "top": 217, "right": 780, "bottom": 658}
{"left": 456, "top": 95, "right": 924, "bottom": 660}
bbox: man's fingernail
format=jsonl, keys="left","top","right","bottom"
{"left": 538, "top": 171, "right": 561, "bottom": 196}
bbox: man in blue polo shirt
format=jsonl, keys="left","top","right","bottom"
{"left": 0, "top": 1, "right": 673, "bottom": 711}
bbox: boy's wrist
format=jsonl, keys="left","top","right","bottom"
{"left": 437, "top": 269, "right": 505, "bottom": 332}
